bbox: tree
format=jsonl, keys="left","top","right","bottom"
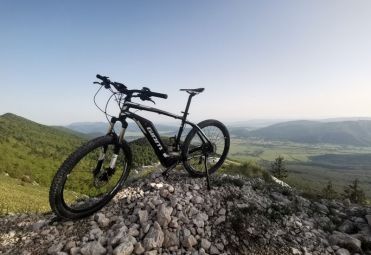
{"left": 343, "top": 179, "right": 366, "bottom": 204}
{"left": 322, "top": 180, "right": 337, "bottom": 199}
{"left": 270, "top": 156, "right": 288, "bottom": 179}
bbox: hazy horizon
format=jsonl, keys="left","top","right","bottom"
{"left": 1, "top": 1, "right": 371, "bottom": 125}
{"left": 2, "top": 111, "right": 371, "bottom": 127}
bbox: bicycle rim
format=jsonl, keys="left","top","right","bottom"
{"left": 186, "top": 125, "right": 227, "bottom": 173}
{"left": 61, "top": 143, "right": 128, "bottom": 212}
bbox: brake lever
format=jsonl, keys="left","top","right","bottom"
{"left": 139, "top": 95, "right": 155, "bottom": 104}
{"left": 93, "top": 82, "right": 101, "bottom": 85}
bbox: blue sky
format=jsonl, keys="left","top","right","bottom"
{"left": 1, "top": 1, "right": 371, "bottom": 125}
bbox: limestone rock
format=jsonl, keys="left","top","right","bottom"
{"left": 157, "top": 204, "right": 173, "bottom": 226}
{"left": 200, "top": 238, "right": 211, "bottom": 250}
{"left": 94, "top": 213, "right": 110, "bottom": 228}
{"left": 143, "top": 222, "right": 164, "bottom": 250}
{"left": 113, "top": 241, "right": 134, "bottom": 255}
{"left": 47, "top": 243, "right": 64, "bottom": 255}
{"left": 138, "top": 210, "right": 149, "bottom": 225}
{"left": 335, "top": 248, "right": 350, "bottom": 255}
{"left": 163, "top": 230, "right": 179, "bottom": 248}
{"left": 80, "top": 241, "right": 106, "bottom": 255}
{"left": 134, "top": 242, "right": 145, "bottom": 254}
{"left": 329, "top": 231, "right": 362, "bottom": 253}
{"left": 182, "top": 235, "right": 197, "bottom": 248}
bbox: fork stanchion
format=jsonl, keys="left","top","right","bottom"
{"left": 204, "top": 155, "right": 211, "bottom": 190}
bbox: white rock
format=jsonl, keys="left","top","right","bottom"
{"left": 214, "top": 216, "right": 225, "bottom": 225}
{"left": 160, "top": 188, "right": 169, "bottom": 198}
{"left": 200, "top": 239, "right": 211, "bottom": 250}
{"left": 113, "top": 241, "right": 134, "bottom": 255}
{"left": 138, "top": 210, "right": 148, "bottom": 225}
{"left": 218, "top": 208, "right": 226, "bottom": 215}
{"left": 336, "top": 248, "right": 350, "bottom": 255}
{"left": 47, "top": 243, "right": 64, "bottom": 255}
{"left": 128, "top": 227, "right": 140, "bottom": 237}
{"left": 142, "top": 222, "right": 164, "bottom": 250}
{"left": 290, "top": 247, "right": 302, "bottom": 255}
{"left": 32, "top": 220, "right": 47, "bottom": 232}
{"left": 163, "top": 230, "right": 180, "bottom": 248}
{"left": 80, "top": 241, "right": 106, "bottom": 255}
{"left": 168, "top": 185, "right": 175, "bottom": 193}
{"left": 192, "top": 196, "right": 204, "bottom": 204}
{"left": 94, "top": 213, "right": 110, "bottom": 227}
{"left": 157, "top": 204, "right": 173, "bottom": 226}
{"left": 182, "top": 235, "right": 197, "bottom": 248}
{"left": 70, "top": 247, "right": 80, "bottom": 255}
{"left": 144, "top": 251, "right": 157, "bottom": 255}
{"left": 209, "top": 245, "right": 219, "bottom": 254}
{"left": 134, "top": 242, "right": 145, "bottom": 254}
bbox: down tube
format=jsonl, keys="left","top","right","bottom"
{"left": 129, "top": 113, "right": 177, "bottom": 168}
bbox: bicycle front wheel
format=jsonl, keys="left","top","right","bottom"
{"left": 49, "top": 135, "right": 132, "bottom": 219}
{"left": 182, "top": 119, "right": 230, "bottom": 177}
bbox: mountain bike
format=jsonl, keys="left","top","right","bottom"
{"left": 49, "top": 74, "right": 230, "bottom": 219}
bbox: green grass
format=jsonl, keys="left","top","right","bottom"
{"left": 229, "top": 137, "right": 371, "bottom": 198}
{"left": 219, "top": 160, "right": 264, "bottom": 177}
{"left": 0, "top": 174, "right": 52, "bottom": 215}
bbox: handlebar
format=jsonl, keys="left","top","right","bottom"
{"left": 95, "top": 74, "right": 168, "bottom": 101}
{"left": 148, "top": 91, "right": 168, "bottom": 99}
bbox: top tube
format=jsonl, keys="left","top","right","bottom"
{"left": 123, "top": 102, "right": 182, "bottom": 120}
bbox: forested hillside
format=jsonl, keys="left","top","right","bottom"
{"left": 0, "top": 113, "right": 160, "bottom": 213}
{"left": 0, "top": 113, "right": 158, "bottom": 186}
{"left": 0, "top": 113, "right": 85, "bottom": 186}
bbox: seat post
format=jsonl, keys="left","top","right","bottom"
{"left": 175, "top": 93, "right": 195, "bottom": 148}
{"left": 183, "top": 93, "right": 194, "bottom": 119}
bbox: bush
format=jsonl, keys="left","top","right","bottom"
{"left": 262, "top": 170, "right": 273, "bottom": 183}
{"left": 220, "top": 161, "right": 263, "bottom": 177}
{"left": 321, "top": 180, "right": 338, "bottom": 199}
{"left": 342, "top": 179, "right": 366, "bottom": 204}
{"left": 270, "top": 156, "right": 288, "bottom": 179}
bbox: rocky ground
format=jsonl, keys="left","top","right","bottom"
{"left": 0, "top": 170, "right": 371, "bottom": 255}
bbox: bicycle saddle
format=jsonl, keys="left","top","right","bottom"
{"left": 180, "top": 88, "right": 205, "bottom": 94}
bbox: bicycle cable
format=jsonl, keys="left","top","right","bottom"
{"left": 93, "top": 85, "right": 128, "bottom": 126}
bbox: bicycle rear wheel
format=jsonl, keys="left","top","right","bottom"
{"left": 49, "top": 135, "right": 132, "bottom": 219}
{"left": 182, "top": 119, "right": 230, "bottom": 177}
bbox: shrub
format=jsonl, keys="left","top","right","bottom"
{"left": 262, "top": 170, "right": 273, "bottom": 183}
{"left": 342, "top": 179, "right": 366, "bottom": 204}
{"left": 220, "top": 161, "right": 263, "bottom": 177}
{"left": 321, "top": 180, "right": 338, "bottom": 199}
{"left": 270, "top": 156, "right": 288, "bottom": 179}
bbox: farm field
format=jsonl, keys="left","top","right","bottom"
{"left": 229, "top": 137, "right": 371, "bottom": 197}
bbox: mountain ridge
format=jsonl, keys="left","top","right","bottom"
{"left": 230, "top": 119, "right": 371, "bottom": 147}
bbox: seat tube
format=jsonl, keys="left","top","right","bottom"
{"left": 176, "top": 94, "right": 194, "bottom": 146}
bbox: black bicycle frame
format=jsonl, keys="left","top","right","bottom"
{"left": 108, "top": 100, "right": 211, "bottom": 168}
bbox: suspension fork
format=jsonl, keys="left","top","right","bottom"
{"left": 93, "top": 118, "right": 127, "bottom": 176}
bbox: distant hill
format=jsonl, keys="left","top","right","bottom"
{"left": 0, "top": 113, "right": 160, "bottom": 214}
{"left": 0, "top": 113, "right": 160, "bottom": 187}
{"left": 0, "top": 113, "right": 85, "bottom": 186}
{"left": 231, "top": 120, "right": 371, "bottom": 146}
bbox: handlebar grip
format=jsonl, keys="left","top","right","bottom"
{"left": 150, "top": 91, "right": 168, "bottom": 99}
{"left": 96, "top": 74, "right": 105, "bottom": 80}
